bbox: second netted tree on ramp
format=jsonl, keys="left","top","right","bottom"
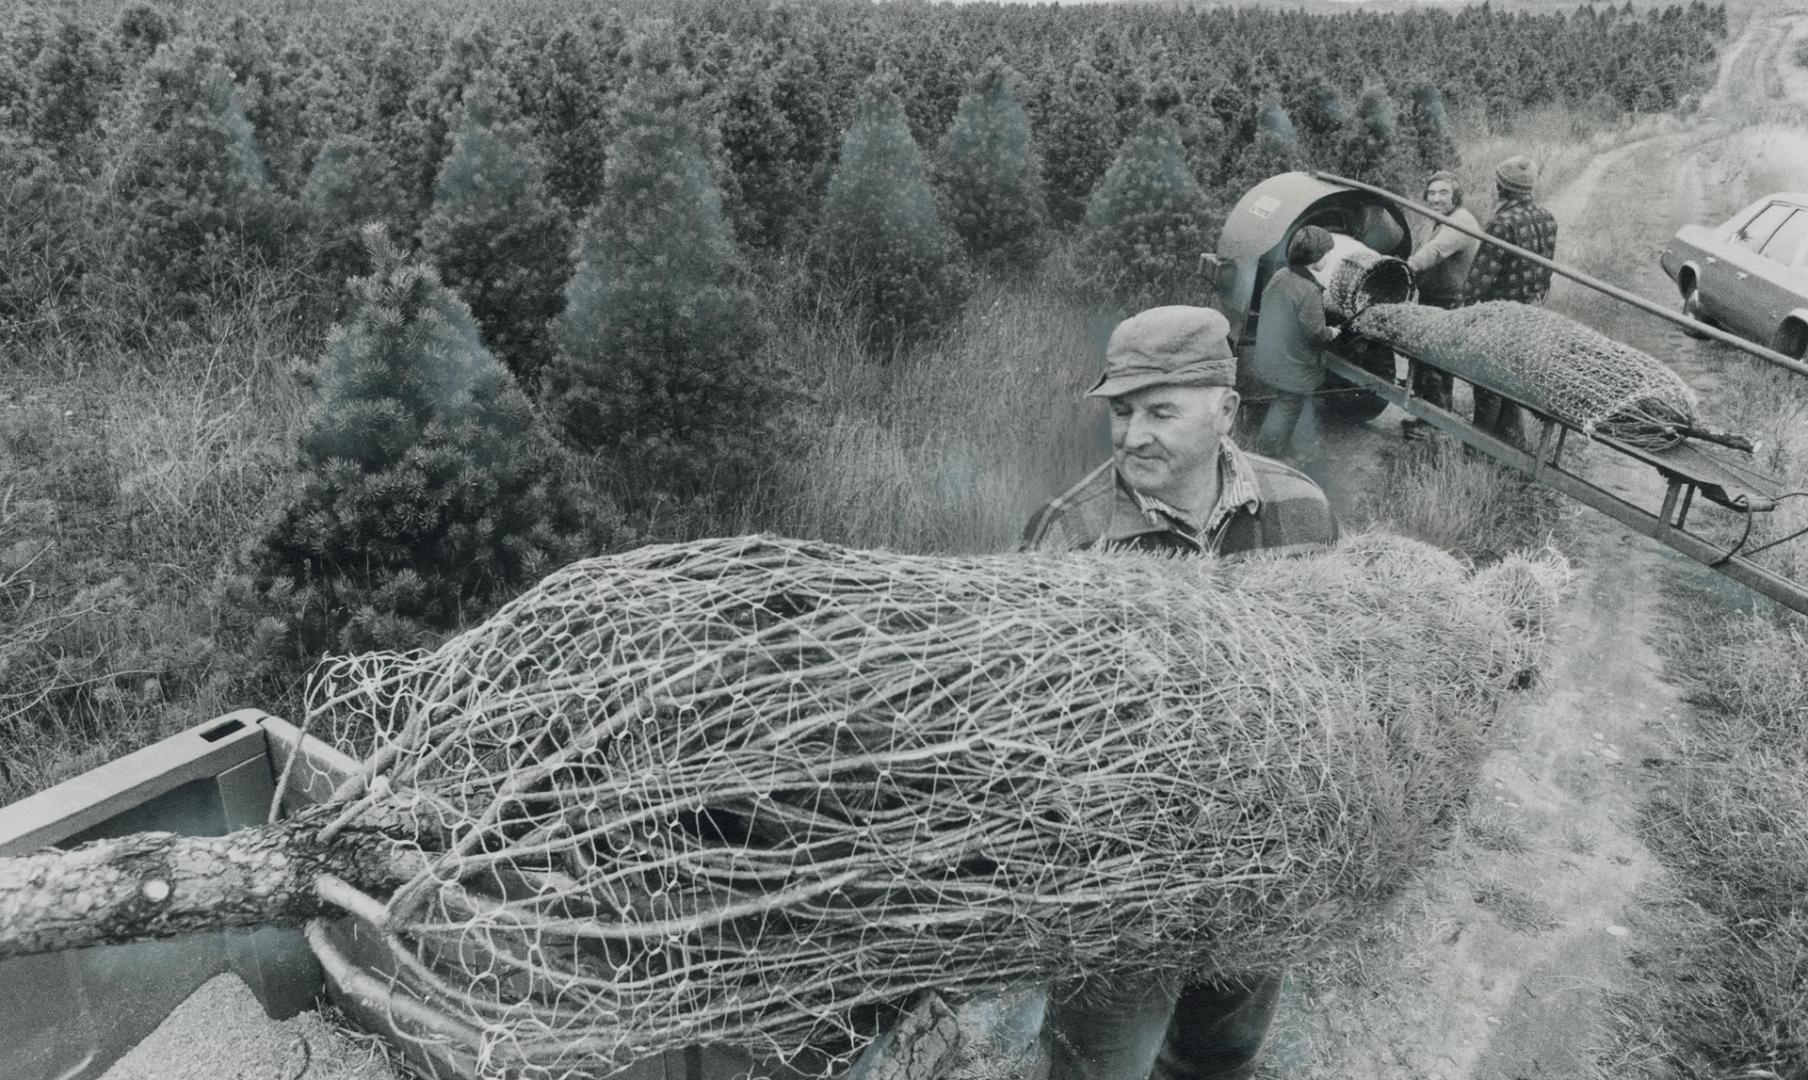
{"left": 0, "top": 532, "right": 1566, "bottom": 1077}
{"left": 1354, "top": 301, "right": 1703, "bottom": 450}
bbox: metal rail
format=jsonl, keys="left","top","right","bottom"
{"left": 1324, "top": 352, "right": 1808, "bottom": 617}
{"left": 1311, "top": 170, "right": 1808, "bottom": 379}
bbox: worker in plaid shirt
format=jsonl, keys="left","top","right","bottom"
{"left": 1463, "top": 155, "right": 1559, "bottom": 445}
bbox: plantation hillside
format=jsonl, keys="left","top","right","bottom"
{"left": 2, "top": 0, "right": 1726, "bottom": 339}
{"left": 0, "top": 0, "right": 1730, "bottom": 809}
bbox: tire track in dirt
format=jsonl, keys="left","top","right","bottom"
{"left": 1779, "top": 16, "right": 1808, "bottom": 107}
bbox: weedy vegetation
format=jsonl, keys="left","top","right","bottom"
{"left": 1583, "top": 119, "right": 1808, "bottom": 1080}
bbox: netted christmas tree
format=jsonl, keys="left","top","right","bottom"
{"left": 257, "top": 226, "right": 605, "bottom": 657}
{"left": 933, "top": 58, "right": 1048, "bottom": 273}
{"left": 547, "top": 45, "right": 789, "bottom": 517}
{"left": 810, "top": 69, "right": 960, "bottom": 356}
{"left": 106, "top": 35, "right": 294, "bottom": 319}
{"left": 419, "top": 71, "right": 573, "bottom": 389}
{"left": 1081, "top": 79, "right": 1215, "bottom": 310}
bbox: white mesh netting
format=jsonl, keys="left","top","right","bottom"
{"left": 1320, "top": 235, "right": 1414, "bottom": 320}
{"left": 299, "top": 532, "right": 1566, "bottom": 1077}
{"left": 1353, "top": 301, "right": 1702, "bottom": 449}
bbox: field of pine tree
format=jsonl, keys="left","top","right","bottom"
{"left": 0, "top": 0, "right": 1728, "bottom": 802}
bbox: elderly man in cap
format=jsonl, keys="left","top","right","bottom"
{"left": 1022, "top": 304, "right": 1338, "bottom": 559}
{"left": 1020, "top": 305, "right": 1337, "bottom": 1080}
{"left": 1401, "top": 169, "right": 1482, "bottom": 436}
{"left": 1463, "top": 155, "right": 1559, "bottom": 444}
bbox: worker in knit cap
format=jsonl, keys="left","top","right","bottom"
{"left": 1021, "top": 303, "right": 1337, "bottom": 1077}
{"left": 1252, "top": 224, "right": 1340, "bottom": 461}
{"left": 1463, "top": 155, "right": 1560, "bottom": 446}
{"left": 1400, "top": 169, "right": 1482, "bottom": 437}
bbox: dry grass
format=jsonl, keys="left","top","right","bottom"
{"left": 1464, "top": 804, "right": 1530, "bottom": 854}
{"left": 1572, "top": 117, "right": 1808, "bottom": 1077}
{"left": 1561, "top": 822, "right": 1599, "bottom": 857}
{"left": 1473, "top": 879, "right": 1561, "bottom": 934}
{"left": 0, "top": 284, "right": 315, "bottom": 804}
{"left": 1597, "top": 610, "right": 1808, "bottom": 1078}
{"left": 750, "top": 269, "right": 1108, "bottom": 554}
{"left": 1358, "top": 436, "right": 1577, "bottom": 563}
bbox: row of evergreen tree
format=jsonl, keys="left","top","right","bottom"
{"left": 0, "top": 0, "right": 1726, "bottom": 660}
{"left": 2, "top": 0, "right": 1725, "bottom": 262}
{"left": 253, "top": 45, "right": 1275, "bottom": 655}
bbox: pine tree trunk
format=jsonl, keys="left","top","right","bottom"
{"left": 0, "top": 814, "right": 423, "bottom": 961}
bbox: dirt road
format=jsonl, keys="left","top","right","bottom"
{"left": 1270, "top": 13, "right": 1807, "bottom": 1079}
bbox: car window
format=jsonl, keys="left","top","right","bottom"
{"left": 1758, "top": 209, "right": 1808, "bottom": 266}
{"left": 1734, "top": 203, "right": 1794, "bottom": 252}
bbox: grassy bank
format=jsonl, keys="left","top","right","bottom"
{"left": 1596, "top": 331, "right": 1808, "bottom": 1080}
{"left": 1580, "top": 119, "right": 1808, "bottom": 1080}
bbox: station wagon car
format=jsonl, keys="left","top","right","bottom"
{"left": 1661, "top": 193, "right": 1808, "bottom": 359}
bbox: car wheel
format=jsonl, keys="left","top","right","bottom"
{"left": 1681, "top": 285, "right": 1711, "bottom": 339}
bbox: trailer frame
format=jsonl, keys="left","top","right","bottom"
{"left": 1323, "top": 349, "right": 1808, "bottom": 616}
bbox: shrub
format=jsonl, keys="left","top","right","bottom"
{"left": 299, "top": 134, "right": 415, "bottom": 319}
{"left": 396, "top": 25, "right": 497, "bottom": 228}
{"left": 1408, "top": 81, "right": 1462, "bottom": 175}
{"left": 1297, "top": 77, "right": 1350, "bottom": 168}
{"left": 1339, "top": 85, "right": 1418, "bottom": 195}
{"left": 1223, "top": 97, "right": 1305, "bottom": 197}
{"left": 547, "top": 52, "right": 788, "bottom": 518}
{"left": 26, "top": 21, "right": 111, "bottom": 159}
{"left": 115, "top": 3, "right": 176, "bottom": 66}
{"left": 1080, "top": 83, "right": 1215, "bottom": 310}
{"left": 718, "top": 43, "right": 837, "bottom": 252}
{"left": 106, "top": 36, "right": 295, "bottom": 320}
{"left": 257, "top": 226, "right": 606, "bottom": 656}
{"left": 934, "top": 57, "right": 1047, "bottom": 273}
{"left": 0, "top": 137, "right": 97, "bottom": 337}
{"left": 496, "top": 27, "right": 617, "bottom": 216}
{"left": 811, "top": 70, "right": 959, "bottom": 355}
{"left": 1037, "top": 57, "right": 1119, "bottom": 226}
{"left": 351, "top": 33, "right": 437, "bottom": 239}
{"left": 419, "top": 72, "right": 573, "bottom": 389}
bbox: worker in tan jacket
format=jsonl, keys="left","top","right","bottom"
{"left": 1402, "top": 170, "right": 1480, "bottom": 434}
